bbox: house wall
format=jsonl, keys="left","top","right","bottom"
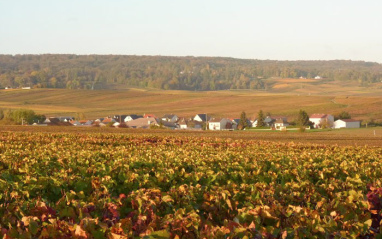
{"left": 333, "top": 120, "right": 346, "bottom": 129}
{"left": 180, "top": 124, "right": 187, "bottom": 129}
{"left": 209, "top": 119, "right": 230, "bottom": 130}
{"left": 221, "top": 119, "right": 230, "bottom": 130}
{"left": 346, "top": 121, "right": 360, "bottom": 128}
{"left": 309, "top": 118, "right": 322, "bottom": 128}
{"left": 310, "top": 117, "right": 334, "bottom": 128}
{"left": 209, "top": 122, "right": 221, "bottom": 130}
{"left": 275, "top": 122, "right": 289, "bottom": 129}
{"left": 333, "top": 120, "right": 360, "bottom": 129}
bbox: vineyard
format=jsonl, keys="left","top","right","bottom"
{"left": 1, "top": 131, "right": 382, "bottom": 238}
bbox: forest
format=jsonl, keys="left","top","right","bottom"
{"left": 0, "top": 54, "right": 381, "bottom": 91}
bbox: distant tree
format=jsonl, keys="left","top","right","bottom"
{"left": 336, "top": 111, "right": 351, "bottom": 120}
{"left": 319, "top": 119, "right": 333, "bottom": 129}
{"left": 0, "top": 109, "right": 3, "bottom": 120}
{"left": 34, "top": 114, "right": 46, "bottom": 124}
{"left": 257, "top": 110, "right": 265, "bottom": 127}
{"left": 11, "top": 109, "right": 36, "bottom": 124}
{"left": 238, "top": 111, "right": 248, "bottom": 130}
{"left": 3, "top": 109, "right": 13, "bottom": 120}
{"left": 297, "top": 110, "right": 312, "bottom": 128}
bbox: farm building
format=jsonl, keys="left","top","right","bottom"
{"left": 309, "top": 114, "right": 334, "bottom": 128}
{"left": 333, "top": 119, "right": 361, "bottom": 129}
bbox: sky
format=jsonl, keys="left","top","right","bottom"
{"left": 1, "top": 0, "right": 382, "bottom": 62}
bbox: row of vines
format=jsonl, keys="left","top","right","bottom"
{"left": 0, "top": 132, "right": 382, "bottom": 238}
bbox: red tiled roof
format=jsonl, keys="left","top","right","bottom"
{"left": 310, "top": 114, "right": 327, "bottom": 118}
{"left": 144, "top": 114, "right": 156, "bottom": 118}
{"left": 102, "top": 118, "right": 114, "bottom": 123}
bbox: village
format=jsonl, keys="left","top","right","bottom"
{"left": 37, "top": 112, "right": 361, "bottom": 130}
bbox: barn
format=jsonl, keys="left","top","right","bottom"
{"left": 333, "top": 119, "right": 361, "bottom": 129}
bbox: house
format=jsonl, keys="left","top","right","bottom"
{"left": 232, "top": 118, "right": 250, "bottom": 129}
{"left": 208, "top": 118, "right": 232, "bottom": 131}
{"left": 125, "top": 117, "right": 159, "bottom": 129}
{"left": 252, "top": 116, "right": 286, "bottom": 128}
{"left": 194, "top": 114, "right": 210, "bottom": 122}
{"left": 124, "top": 114, "right": 143, "bottom": 122}
{"left": 158, "top": 120, "right": 178, "bottom": 130}
{"left": 44, "top": 117, "right": 58, "bottom": 124}
{"left": 274, "top": 118, "right": 289, "bottom": 130}
{"left": 314, "top": 76, "right": 322, "bottom": 80}
{"left": 177, "top": 118, "right": 188, "bottom": 129}
{"left": 101, "top": 118, "right": 117, "bottom": 125}
{"left": 161, "top": 114, "right": 179, "bottom": 123}
{"left": 113, "top": 115, "right": 128, "bottom": 123}
{"left": 44, "top": 117, "right": 73, "bottom": 126}
{"left": 333, "top": 119, "right": 361, "bottom": 129}
{"left": 309, "top": 114, "right": 334, "bottom": 129}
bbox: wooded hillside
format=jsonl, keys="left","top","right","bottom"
{"left": 0, "top": 55, "right": 381, "bottom": 90}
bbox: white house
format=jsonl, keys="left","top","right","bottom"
{"left": 124, "top": 115, "right": 142, "bottom": 122}
{"left": 333, "top": 119, "right": 361, "bottom": 129}
{"left": 274, "top": 118, "right": 289, "bottom": 130}
{"left": 177, "top": 118, "right": 188, "bottom": 129}
{"left": 194, "top": 114, "right": 209, "bottom": 122}
{"left": 208, "top": 118, "right": 231, "bottom": 130}
{"left": 309, "top": 114, "right": 334, "bottom": 129}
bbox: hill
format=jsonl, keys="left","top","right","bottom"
{"left": 0, "top": 55, "right": 382, "bottom": 91}
{"left": 1, "top": 88, "right": 381, "bottom": 122}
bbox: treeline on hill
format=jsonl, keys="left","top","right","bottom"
{"left": 0, "top": 55, "right": 381, "bottom": 91}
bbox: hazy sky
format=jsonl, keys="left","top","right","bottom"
{"left": 1, "top": 0, "right": 382, "bottom": 62}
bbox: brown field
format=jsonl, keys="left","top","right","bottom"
{"left": 267, "top": 78, "right": 382, "bottom": 96}
{"left": 0, "top": 88, "right": 382, "bottom": 121}
{"left": 1, "top": 125, "right": 381, "bottom": 147}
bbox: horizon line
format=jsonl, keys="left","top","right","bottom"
{"left": 0, "top": 53, "right": 381, "bottom": 64}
